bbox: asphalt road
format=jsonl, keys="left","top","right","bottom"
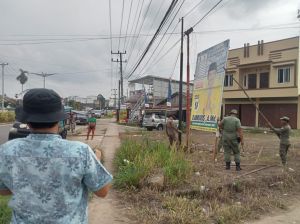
{"left": 0, "top": 124, "right": 12, "bottom": 145}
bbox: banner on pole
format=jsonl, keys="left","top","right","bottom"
{"left": 191, "top": 40, "right": 230, "bottom": 132}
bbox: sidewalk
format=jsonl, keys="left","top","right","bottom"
{"left": 249, "top": 202, "right": 300, "bottom": 224}
{"left": 84, "top": 119, "right": 134, "bottom": 224}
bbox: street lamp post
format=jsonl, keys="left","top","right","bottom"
{"left": 31, "top": 72, "right": 56, "bottom": 88}
{"left": 0, "top": 63, "right": 8, "bottom": 111}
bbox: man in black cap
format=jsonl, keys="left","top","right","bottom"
{"left": 270, "top": 116, "right": 291, "bottom": 166}
{"left": 0, "top": 88, "right": 112, "bottom": 223}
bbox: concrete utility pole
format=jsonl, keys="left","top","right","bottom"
{"left": 31, "top": 72, "right": 56, "bottom": 88}
{"left": 178, "top": 17, "right": 184, "bottom": 145}
{"left": 117, "top": 80, "right": 121, "bottom": 122}
{"left": 111, "top": 51, "right": 127, "bottom": 103}
{"left": 0, "top": 63, "right": 8, "bottom": 111}
{"left": 111, "top": 88, "right": 117, "bottom": 108}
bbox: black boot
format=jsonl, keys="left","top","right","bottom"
{"left": 236, "top": 162, "right": 241, "bottom": 171}
{"left": 226, "top": 162, "right": 231, "bottom": 170}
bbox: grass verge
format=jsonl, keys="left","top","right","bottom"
{"left": 115, "top": 129, "right": 300, "bottom": 224}
{"left": 0, "top": 196, "right": 11, "bottom": 224}
{"left": 0, "top": 112, "right": 15, "bottom": 123}
{"left": 113, "top": 138, "right": 192, "bottom": 189}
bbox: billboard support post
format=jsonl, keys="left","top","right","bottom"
{"left": 178, "top": 17, "right": 184, "bottom": 145}
{"left": 184, "top": 27, "right": 193, "bottom": 150}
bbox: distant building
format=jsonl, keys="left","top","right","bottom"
{"left": 128, "top": 75, "right": 193, "bottom": 107}
{"left": 224, "top": 36, "right": 300, "bottom": 128}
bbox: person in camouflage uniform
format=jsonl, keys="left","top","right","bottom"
{"left": 270, "top": 116, "right": 291, "bottom": 166}
{"left": 218, "top": 109, "right": 244, "bottom": 171}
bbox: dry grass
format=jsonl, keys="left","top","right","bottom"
{"left": 116, "top": 128, "right": 300, "bottom": 224}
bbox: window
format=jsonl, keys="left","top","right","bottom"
{"left": 248, "top": 74, "right": 257, "bottom": 89}
{"left": 260, "top": 73, "right": 269, "bottom": 88}
{"left": 278, "top": 67, "right": 290, "bottom": 83}
{"left": 224, "top": 74, "right": 233, "bottom": 87}
{"left": 243, "top": 75, "right": 247, "bottom": 87}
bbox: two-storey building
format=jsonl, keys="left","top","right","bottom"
{"left": 224, "top": 36, "right": 299, "bottom": 128}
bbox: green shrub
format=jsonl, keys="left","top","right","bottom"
{"left": 0, "top": 112, "right": 15, "bottom": 123}
{"left": 114, "top": 139, "right": 191, "bottom": 189}
{"left": 0, "top": 196, "right": 11, "bottom": 224}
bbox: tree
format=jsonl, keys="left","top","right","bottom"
{"left": 16, "top": 69, "right": 28, "bottom": 92}
{"left": 97, "top": 94, "right": 106, "bottom": 110}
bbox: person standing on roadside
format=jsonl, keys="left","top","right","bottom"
{"left": 270, "top": 116, "right": 291, "bottom": 166}
{"left": 0, "top": 88, "right": 112, "bottom": 224}
{"left": 86, "top": 113, "right": 97, "bottom": 140}
{"left": 218, "top": 109, "right": 244, "bottom": 171}
{"left": 166, "top": 115, "right": 179, "bottom": 147}
{"left": 70, "top": 111, "right": 76, "bottom": 133}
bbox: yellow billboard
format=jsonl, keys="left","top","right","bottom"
{"left": 191, "top": 40, "right": 230, "bottom": 132}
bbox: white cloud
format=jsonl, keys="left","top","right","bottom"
{"left": 0, "top": 0, "right": 298, "bottom": 99}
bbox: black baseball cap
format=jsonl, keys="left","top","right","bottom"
{"left": 16, "top": 88, "right": 66, "bottom": 123}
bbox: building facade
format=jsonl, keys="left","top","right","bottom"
{"left": 224, "top": 36, "right": 300, "bottom": 128}
{"left": 128, "top": 75, "right": 191, "bottom": 107}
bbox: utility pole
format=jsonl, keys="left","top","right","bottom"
{"left": 117, "top": 80, "right": 121, "bottom": 122}
{"left": 111, "top": 88, "right": 117, "bottom": 108}
{"left": 184, "top": 27, "right": 193, "bottom": 150}
{"left": 111, "top": 51, "right": 127, "bottom": 103}
{"left": 31, "top": 72, "right": 56, "bottom": 88}
{"left": 0, "top": 63, "right": 8, "bottom": 111}
{"left": 178, "top": 17, "right": 184, "bottom": 145}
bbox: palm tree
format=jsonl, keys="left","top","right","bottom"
{"left": 16, "top": 69, "right": 28, "bottom": 92}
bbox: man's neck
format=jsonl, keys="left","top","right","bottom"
{"left": 31, "top": 128, "right": 58, "bottom": 134}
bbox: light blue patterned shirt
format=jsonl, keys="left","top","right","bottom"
{"left": 0, "top": 134, "right": 113, "bottom": 224}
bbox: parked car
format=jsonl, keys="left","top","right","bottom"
{"left": 8, "top": 107, "right": 71, "bottom": 140}
{"left": 91, "top": 110, "right": 102, "bottom": 118}
{"left": 8, "top": 120, "right": 68, "bottom": 140}
{"left": 142, "top": 113, "right": 166, "bottom": 131}
{"left": 75, "top": 113, "right": 88, "bottom": 125}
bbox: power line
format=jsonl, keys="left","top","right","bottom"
{"left": 133, "top": 0, "right": 186, "bottom": 79}
{"left": 126, "top": 0, "right": 153, "bottom": 63}
{"left": 0, "top": 24, "right": 297, "bottom": 42}
{"left": 125, "top": 0, "right": 145, "bottom": 54}
{"left": 134, "top": 0, "right": 227, "bottom": 79}
{"left": 134, "top": 38, "right": 181, "bottom": 81}
{"left": 109, "top": 0, "right": 113, "bottom": 50}
{"left": 125, "top": 0, "right": 154, "bottom": 74}
{"left": 0, "top": 25, "right": 297, "bottom": 46}
{"left": 125, "top": 0, "right": 164, "bottom": 71}
{"left": 124, "top": 0, "right": 141, "bottom": 51}
{"left": 1, "top": 22, "right": 297, "bottom": 38}
{"left": 118, "top": 0, "right": 125, "bottom": 50}
{"left": 182, "top": 0, "right": 205, "bottom": 17}
{"left": 192, "top": 0, "right": 224, "bottom": 28}
{"left": 123, "top": 0, "right": 134, "bottom": 51}
{"left": 127, "top": 0, "right": 179, "bottom": 79}
{"left": 109, "top": 0, "right": 114, "bottom": 97}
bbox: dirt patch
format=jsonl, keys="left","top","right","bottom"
{"left": 116, "top": 129, "right": 300, "bottom": 224}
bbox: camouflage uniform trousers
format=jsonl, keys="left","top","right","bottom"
{"left": 217, "top": 136, "right": 223, "bottom": 153}
{"left": 222, "top": 139, "right": 240, "bottom": 163}
{"left": 279, "top": 143, "right": 290, "bottom": 165}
